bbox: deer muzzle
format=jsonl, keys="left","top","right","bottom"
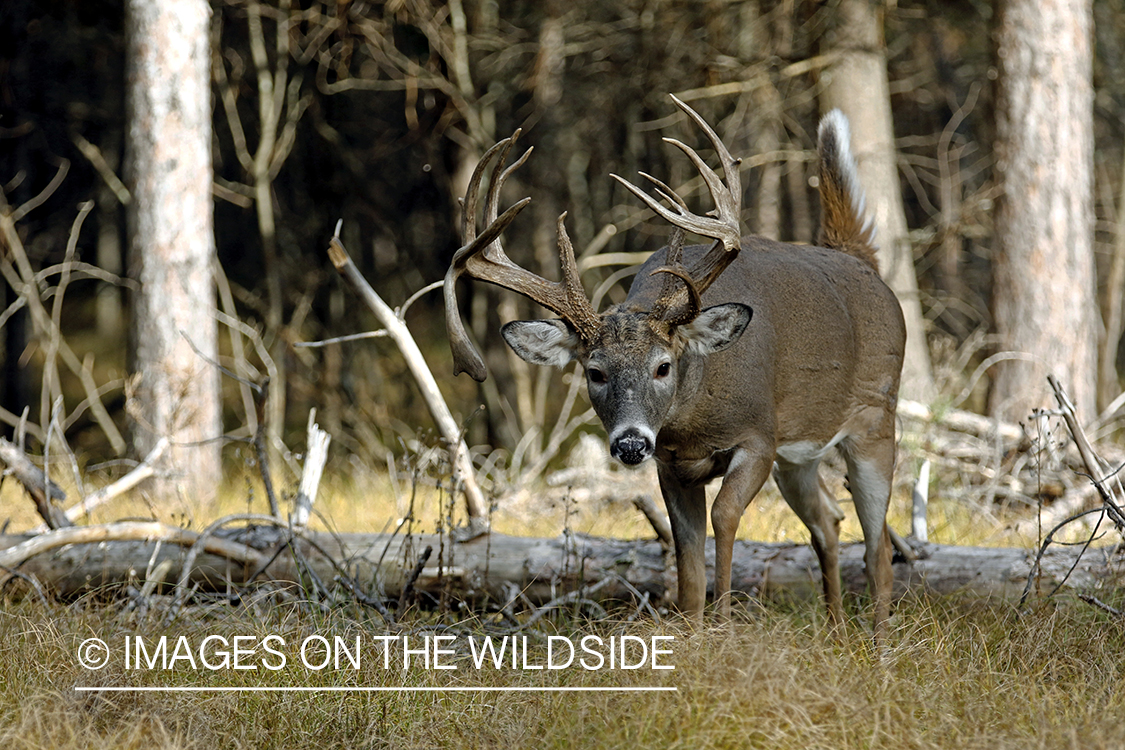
{"left": 610, "top": 427, "right": 655, "bottom": 466}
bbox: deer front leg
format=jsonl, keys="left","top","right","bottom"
{"left": 711, "top": 446, "right": 774, "bottom": 619}
{"left": 657, "top": 463, "right": 708, "bottom": 619}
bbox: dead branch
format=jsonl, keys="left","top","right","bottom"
{"left": 52, "top": 437, "right": 168, "bottom": 528}
{"left": 912, "top": 458, "right": 931, "bottom": 541}
{"left": 0, "top": 528, "right": 1116, "bottom": 609}
{"left": 0, "top": 203, "right": 126, "bottom": 454}
{"left": 898, "top": 398, "right": 1025, "bottom": 445}
{"left": 70, "top": 131, "right": 131, "bottom": 205}
{"left": 292, "top": 409, "right": 331, "bottom": 528}
{"left": 631, "top": 495, "right": 673, "bottom": 549}
{"left": 0, "top": 521, "right": 266, "bottom": 589}
{"left": 253, "top": 378, "right": 281, "bottom": 518}
{"left": 398, "top": 544, "right": 433, "bottom": 612}
{"left": 1048, "top": 376, "right": 1125, "bottom": 518}
{"left": 1018, "top": 377, "right": 1125, "bottom": 607}
{"left": 0, "top": 438, "right": 69, "bottom": 529}
{"left": 326, "top": 227, "right": 487, "bottom": 534}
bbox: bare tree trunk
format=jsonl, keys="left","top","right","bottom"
{"left": 991, "top": 0, "right": 1098, "bottom": 424}
{"left": 125, "top": 0, "right": 221, "bottom": 499}
{"left": 1098, "top": 147, "right": 1125, "bottom": 411}
{"left": 820, "top": 0, "right": 936, "bottom": 402}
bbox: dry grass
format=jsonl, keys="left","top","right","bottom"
{"left": 0, "top": 458, "right": 1112, "bottom": 748}
{"left": 1, "top": 593, "right": 1124, "bottom": 749}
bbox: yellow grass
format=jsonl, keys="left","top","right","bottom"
{"left": 0, "top": 454, "right": 1043, "bottom": 548}
{"left": 2, "top": 594, "right": 1124, "bottom": 749}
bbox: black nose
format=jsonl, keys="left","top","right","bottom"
{"left": 611, "top": 430, "right": 653, "bottom": 466}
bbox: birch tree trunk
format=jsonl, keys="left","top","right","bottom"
{"left": 990, "top": 0, "right": 1098, "bottom": 425}
{"left": 820, "top": 0, "right": 936, "bottom": 402}
{"left": 124, "top": 0, "right": 221, "bottom": 499}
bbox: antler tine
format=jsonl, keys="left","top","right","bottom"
{"left": 445, "top": 133, "right": 601, "bottom": 381}
{"left": 640, "top": 172, "right": 689, "bottom": 212}
{"left": 445, "top": 194, "right": 532, "bottom": 381}
{"left": 613, "top": 94, "right": 747, "bottom": 327}
{"left": 610, "top": 99, "right": 742, "bottom": 254}
{"left": 668, "top": 94, "right": 742, "bottom": 215}
{"left": 482, "top": 136, "right": 532, "bottom": 245}
{"left": 461, "top": 134, "right": 514, "bottom": 244}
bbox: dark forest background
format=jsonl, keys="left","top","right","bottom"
{"left": 2, "top": 0, "right": 1124, "bottom": 484}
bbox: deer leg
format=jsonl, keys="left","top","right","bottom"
{"left": 711, "top": 447, "right": 774, "bottom": 619}
{"left": 773, "top": 459, "right": 844, "bottom": 628}
{"left": 657, "top": 463, "right": 708, "bottom": 619}
{"left": 842, "top": 436, "right": 896, "bottom": 644}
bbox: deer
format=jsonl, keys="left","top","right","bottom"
{"left": 443, "top": 95, "right": 906, "bottom": 639}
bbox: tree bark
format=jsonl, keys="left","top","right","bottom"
{"left": 124, "top": 0, "right": 221, "bottom": 499}
{"left": 0, "top": 528, "right": 1113, "bottom": 607}
{"left": 991, "top": 0, "right": 1098, "bottom": 424}
{"left": 820, "top": 0, "right": 936, "bottom": 402}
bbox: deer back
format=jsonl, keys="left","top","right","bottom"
{"left": 625, "top": 234, "right": 905, "bottom": 462}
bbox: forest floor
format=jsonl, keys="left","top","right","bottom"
{"left": 0, "top": 468, "right": 1118, "bottom": 749}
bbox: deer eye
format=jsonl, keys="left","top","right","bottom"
{"left": 654, "top": 362, "right": 671, "bottom": 379}
{"left": 587, "top": 367, "right": 606, "bottom": 385}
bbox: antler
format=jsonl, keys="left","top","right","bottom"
{"left": 612, "top": 94, "right": 744, "bottom": 324}
{"left": 444, "top": 132, "right": 600, "bottom": 381}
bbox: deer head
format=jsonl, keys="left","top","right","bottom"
{"left": 444, "top": 96, "right": 751, "bottom": 466}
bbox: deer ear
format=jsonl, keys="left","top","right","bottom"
{"left": 678, "top": 303, "right": 752, "bottom": 355}
{"left": 501, "top": 320, "right": 580, "bottom": 367}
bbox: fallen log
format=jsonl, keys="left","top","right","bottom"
{"left": 0, "top": 528, "right": 1120, "bottom": 607}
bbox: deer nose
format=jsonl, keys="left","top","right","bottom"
{"left": 611, "top": 429, "right": 654, "bottom": 466}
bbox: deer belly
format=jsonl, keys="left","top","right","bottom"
{"left": 775, "top": 429, "right": 847, "bottom": 466}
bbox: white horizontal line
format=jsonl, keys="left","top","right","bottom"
{"left": 75, "top": 686, "right": 677, "bottom": 693}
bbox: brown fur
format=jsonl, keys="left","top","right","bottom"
{"left": 817, "top": 111, "right": 880, "bottom": 271}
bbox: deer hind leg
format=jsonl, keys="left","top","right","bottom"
{"left": 710, "top": 447, "right": 774, "bottom": 619}
{"left": 657, "top": 463, "right": 709, "bottom": 620}
{"left": 841, "top": 436, "right": 895, "bottom": 644}
{"left": 773, "top": 459, "right": 845, "bottom": 628}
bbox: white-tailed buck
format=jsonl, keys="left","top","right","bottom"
{"left": 444, "top": 96, "right": 905, "bottom": 638}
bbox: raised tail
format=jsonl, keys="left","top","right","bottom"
{"left": 816, "top": 109, "right": 878, "bottom": 271}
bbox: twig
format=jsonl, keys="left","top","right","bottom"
{"left": 294, "top": 330, "right": 388, "bottom": 348}
{"left": 1079, "top": 594, "right": 1124, "bottom": 617}
{"left": 604, "top": 571, "right": 662, "bottom": 623}
{"left": 0, "top": 565, "right": 49, "bottom": 606}
{"left": 397, "top": 280, "right": 443, "bottom": 319}
{"left": 0, "top": 207, "right": 126, "bottom": 454}
{"left": 1019, "top": 506, "right": 1113, "bottom": 610}
{"left": 70, "top": 131, "right": 131, "bottom": 204}
{"left": 48, "top": 437, "right": 168, "bottom": 528}
{"left": 397, "top": 544, "right": 433, "bottom": 613}
{"left": 214, "top": 258, "right": 260, "bottom": 436}
{"left": 518, "top": 577, "right": 614, "bottom": 631}
{"left": 1048, "top": 375, "right": 1125, "bottom": 528}
{"left": 336, "top": 574, "right": 397, "bottom": 626}
{"left": 631, "top": 495, "right": 673, "bottom": 549}
{"left": 252, "top": 378, "right": 281, "bottom": 518}
{"left": 9, "top": 157, "right": 69, "bottom": 223}
{"left": 167, "top": 513, "right": 284, "bottom": 623}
